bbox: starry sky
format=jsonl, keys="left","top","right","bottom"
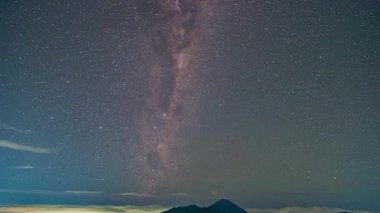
{"left": 0, "top": 0, "right": 379, "bottom": 210}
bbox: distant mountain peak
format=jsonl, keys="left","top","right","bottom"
{"left": 209, "top": 199, "right": 247, "bottom": 213}
{"left": 162, "top": 199, "right": 247, "bottom": 213}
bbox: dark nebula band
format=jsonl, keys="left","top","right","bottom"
{"left": 138, "top": 0, "right": 211, "bottom": 193}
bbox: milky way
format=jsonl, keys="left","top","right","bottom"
{"left": 138, "top": 0, "right": 212, "bottom": 193}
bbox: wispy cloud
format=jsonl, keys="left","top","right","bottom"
{"left": 12, "top": 165, "right": 34, "bottom": 169}
{"left": 0, "top": 189, "right": 102, "bottom": 196}
{"left": 0, "top": 140, "right": 52, "bottom": 154}
{"left": 119, "top": 192, "right": 191, "bottom": 198}
{"left": 0, "top": 189, "right": 59, "bottom": 195}
{"left": 119, "top": 192, "right": 159, "bottom": 198}
{"left": 0, "top": 122, "right": 30, "bottom": 135}
{"left": 66, "top": 190, "right": 102, "bottom": 195}
{"left": 0, "top": 189, "right": 159, "bottom": 198}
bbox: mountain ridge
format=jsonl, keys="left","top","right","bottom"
{"left": 162, "top": 199, "right": 247, "bottom": 213}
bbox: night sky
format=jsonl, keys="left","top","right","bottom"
{"left": 0, "top": 0, "right": 379, "bottom": 210}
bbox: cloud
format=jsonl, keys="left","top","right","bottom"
{"left": 66, "top": 190, "right": 102, "bottom": 195}
{"left": 0, "top": 122, "right": 30, "bottom": 135}
{"left": 0, "top": 189, "right": 102, "bottom": 196}
{"left": 0, "top": 205, "right": 168, "bottom": 213}
{"left": 119, "top": 192, "right": 192, "bottom": 198}
{"left": 0, "top": 140, "right": 52, "bottom": 154}
{"left": 12, "top": 165, "right": 34, "bottom": 169}
{"left": 119, "top": 192, "right": 158, "bottom": 198}
{"left": 248, "top": 207, "right": 371, "bottom": 213}
{"left": 0, "top": 189, "right": 59, "bottom": 195}
{"left": 0, "top": 206, "right": 371, "bottom": 213}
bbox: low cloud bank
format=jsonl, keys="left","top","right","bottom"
{"left": 0, "top": 205, "right": 167, "bottom": 213}
{"left": 0, "top": 206, "right": 372, "bottom": 213}
{"left": 248, "top": 207, "right": 371, "bottom": 213}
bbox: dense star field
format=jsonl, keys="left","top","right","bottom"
{"left": 0, "top": 0, "right": 379, "bottom": 211}
{"left": 138, "top": 0, "right": 213, "bottom": 193}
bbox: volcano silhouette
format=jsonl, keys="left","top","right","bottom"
{"left": 162, "top": 199, "right": 247, "bottom": 213}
